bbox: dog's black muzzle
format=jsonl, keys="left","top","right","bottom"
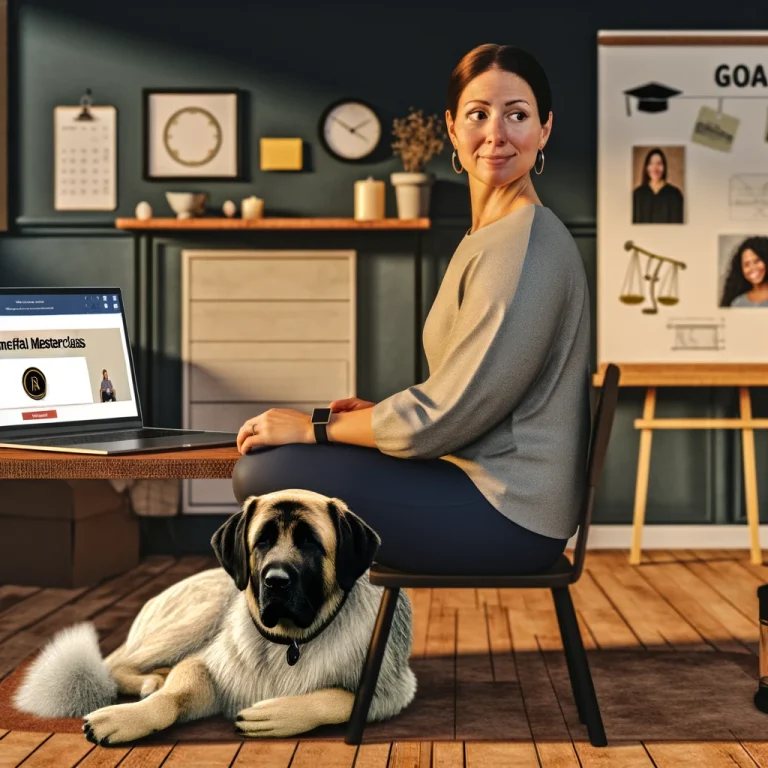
{"left": 256, "top": 563, "right": 315, "bottom": 628}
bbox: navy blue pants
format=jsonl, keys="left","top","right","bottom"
{"left": 231, "top": 443, "right": 567, "bottom": 576}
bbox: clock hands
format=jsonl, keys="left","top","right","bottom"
{"left": 332, "top": 115, "right": 374, "bottom": 142}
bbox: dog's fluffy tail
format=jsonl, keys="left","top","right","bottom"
{"left": 13, "top": 621, "right": 117, "bottom": 718}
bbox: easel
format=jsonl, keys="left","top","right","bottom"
{"left": 593, "top": 364, "right": 768, "bottom": 565}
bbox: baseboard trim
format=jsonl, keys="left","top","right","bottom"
{"left": 571, "top": 524, "right": 763, "bottom": 550}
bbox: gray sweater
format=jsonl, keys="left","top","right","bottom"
{"left": 370, "top": 204, "right": 591, "bottom": 540}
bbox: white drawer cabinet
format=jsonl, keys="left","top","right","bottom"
{"left": 181, "top": 250, "right": 357, "bottom": 514}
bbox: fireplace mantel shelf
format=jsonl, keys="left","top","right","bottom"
{"left": 115, "top": 217, "right": 430, "bottom": 231}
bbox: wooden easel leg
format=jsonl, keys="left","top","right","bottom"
{"left": 630, "top": 387, "right": 656, "bottom": 565}
{"left": 739, "top": 387, "right": 762, "bottom": 566}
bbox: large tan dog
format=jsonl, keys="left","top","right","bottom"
{"left": 13, "top": 489, "right": 416, "bottom": 744}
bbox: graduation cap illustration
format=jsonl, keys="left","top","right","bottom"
{"left": 624, "top": 82, "right": 682, "bottom": 116}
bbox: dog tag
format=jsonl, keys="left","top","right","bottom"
{"left": 287, "top": 641, "right": 301, "bottom": 666}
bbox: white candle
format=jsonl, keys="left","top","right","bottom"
{"left": 241, "top": 196, "right": 264, "bottom": 219}
{"left": 354, "top": 177, "right": 385, "bottom": 220}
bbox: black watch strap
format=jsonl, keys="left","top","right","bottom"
{"left": 313, "top": 422, "right": 329, "bottom": 444}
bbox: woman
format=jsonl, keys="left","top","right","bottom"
{"left": 232, "top": 44, "right": 591, "bottom": 576}
{"left": 100, "top": 369, "right": 116, "bottom": 402}
{"left": 720, "top": 236, "right": 768, "bottom": 307}
{"left": 632, "top": 147, "right": 684, "bottom": 224}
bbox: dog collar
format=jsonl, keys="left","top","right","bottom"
{"left": 247, "top": 575, "right": 351, "bottom": 666}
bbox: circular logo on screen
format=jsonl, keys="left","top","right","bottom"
{"left": 22, "top": 367, "right": 47, "bottom": 400}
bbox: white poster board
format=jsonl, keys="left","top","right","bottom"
{"left": 597, "top": 31, "right": 768, "bottom": 366}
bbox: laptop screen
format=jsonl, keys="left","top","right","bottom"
{"left": 0, "top": 291, "right": 139, "bottom": 428}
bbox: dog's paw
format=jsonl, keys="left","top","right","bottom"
{"left": 82, "top": 700, "right": 171, "bottom": 745}
{"left": 235, "top": 697, "right": 317, "bottom": 738}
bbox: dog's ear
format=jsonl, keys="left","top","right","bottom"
{"left": 327, "top": 498, "right": 381, "bottom": 592}
{"left": 211, "top": 496, "right": 258, "bottom": 591}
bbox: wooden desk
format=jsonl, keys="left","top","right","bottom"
{"left": 594, "top": 363, "right": 768, "bottom": 566}
{"left": 0, "top": 446, "right": 241, "bottom": 480}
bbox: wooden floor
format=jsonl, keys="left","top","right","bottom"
{"left": 1, "top": 549, "right": 767, "bottom": 767}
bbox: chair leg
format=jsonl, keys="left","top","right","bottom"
{"left": 552, "top": 586, "right": 607, "bottom": 747}
{"left": 551, "top": 588, "right": 585, "bottom": 724}
{"left": 345, "top": 586, "right": 400, "bottom": 745}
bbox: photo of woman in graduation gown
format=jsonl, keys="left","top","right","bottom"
{"left": 632, "top": 147, "right": 684, "bottom": 224}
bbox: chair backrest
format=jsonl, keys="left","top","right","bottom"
{"left": 569, "top": 363, "right": 620, "bottom": 582}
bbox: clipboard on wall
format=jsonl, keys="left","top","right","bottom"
{"left": 54, "top": 90, "right": 117, "bottom": 211}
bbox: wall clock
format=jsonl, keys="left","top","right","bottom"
{"left": 319, "top": 98, "right": 382, "bottom": 162}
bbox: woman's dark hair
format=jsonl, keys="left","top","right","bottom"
{"left": 720, "top": 236, "right": 768, "bottom": 306}
{"left": 447, "top": 44, "right": 552, "bottom": 124}
{"left": 641, "top": 148, "right": 667, "bottom": 185}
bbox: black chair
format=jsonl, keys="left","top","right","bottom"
{"left": 346, "top": 363, "right": 621, "bottom": 748}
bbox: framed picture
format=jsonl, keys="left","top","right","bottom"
{"left": 143, "top": 88, "right": 242, "bottom": 180}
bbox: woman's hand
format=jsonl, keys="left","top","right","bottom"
{"left": 330, "top": 397, "right": 377, "bottom": 412}
{"left": 237, "top": 409, "right": 313, "bottom": 454}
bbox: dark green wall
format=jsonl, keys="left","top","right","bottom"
{"left": 2, "top": 1, "right": 767, "bottom": 533}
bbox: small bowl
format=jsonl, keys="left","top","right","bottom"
{"left": 165, "top": 192, "right": 208, "bottom": 219}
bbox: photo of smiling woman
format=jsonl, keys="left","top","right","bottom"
{"left": 719, "top": 235, "right": 768, "bottom": 307}
{"left": 632, "top": 146, "right": 685, "bottom": 224}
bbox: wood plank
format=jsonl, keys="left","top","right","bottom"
{"left": 350, "top": 743, "right": 390, "bottom": 768}
{"left": 456, "top": 606, "right": 493, "bottom": 683}
{"left": 0, "top": 731, "right": 52, "bottom": 768}
{"left": 158, "top": 742, "right": 243, "bottom": 768}
{"left": 431, "top": 589, "right": 476, "bottom": 611}
{"left": 66, "top": 741, "right": 130, "bottom": 767}
{"left": 486, "top": 604, "right": 517, "bottom": 683}
{"left": 585, "top": 551, "right": 704, "bottom": 650}
{"left": 465, "top": 742, "right": 539, "bottom": 767}
{"left": 0, "top": 587, "right": 41, "bottom": 619}
{"left": 592, "top": 362, "right": 768, "bottom": 386}
{"left": 570, "top": 569, "right": 639, "bottom": 649}
{"left": 0, "top": 446, "right": 240, "bottom": 480}
{"left": 644, "top": 741, "right": 759, "bottom": 767}
{"left": 634, "top": 418, "right": 768, "bottom": 428}
{"left": 6, "top": 732, "right": 91, "bottom": 767}
{"left": 683, "top": 554, "right": 763, "bottom": 624}
{"left": 535, "top": 741, "right": 581, "bottom": 767}
{"left": 387, "top": 743, "right": 431, "bottom": 768}
{"left": 109, "top": 744, "right": 174, "bottom": 768}
{"left": 739, "top": 741, "right": 768, "bottom": 768}
{"left": 432, "top": 742, "right": 463, "bottom": 768}
{"left": 406, "top": 589, "right": 431, "bottom": 660}
{"left": 573, "top": 741, "right": 656, "bottom": 766}
{"left": 502, "top": 600, "right": 582, "bottom": 744}
{"left": 637, "top": 551, "right": 755, "bottom": 654}
{"left": 115, "top": 217, "right": 430, "bottom": 230}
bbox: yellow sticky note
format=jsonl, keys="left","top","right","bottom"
{"left": 260, "top": 138, "right": 303, "bottom": 171}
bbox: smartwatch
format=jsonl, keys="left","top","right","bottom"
{"left": 311, "top": 407, "right": 332, "bottom": 444}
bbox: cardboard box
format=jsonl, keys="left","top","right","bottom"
{"left": 0, "top": 480, "right": 139, "bottom": 588}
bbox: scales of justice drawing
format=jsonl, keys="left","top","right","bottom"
{"left": 619, "top": 240, "right": 688, "bottom": 314}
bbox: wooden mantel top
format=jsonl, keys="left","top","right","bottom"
{"left": 115, "top": 217, "right": 430, "bottom": 231}
{"left": 0, "top": 446, "right": 241, "bottom": 480}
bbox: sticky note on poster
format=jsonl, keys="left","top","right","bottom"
{"left": 692, "top": 105, "right": 739, "bottom": 152}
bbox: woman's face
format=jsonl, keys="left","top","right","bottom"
{"left": 646, "top": 153, "right": 665, "bottom": 182}
{"left": 103, "top": 371, "right": 108, "bottom": 379}
{"left": 742, "top": 248, "right": 767, "bottom": 286}
{"left": 445, "top": 67, "right": 551, "bottom": 188}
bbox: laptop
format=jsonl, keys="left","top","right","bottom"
{"left": 0, "top": 287, "right": 238, "bottom": 454}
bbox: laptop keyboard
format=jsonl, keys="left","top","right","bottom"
{"left": 13, "top": 429, "right": 206, "bottom": 446}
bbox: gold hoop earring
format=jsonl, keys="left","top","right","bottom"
{"left": 534, "top": 148, "right": 545, "bottom": 175}
{"left": 452, "top": 149, "right": 463, "bottom": 174}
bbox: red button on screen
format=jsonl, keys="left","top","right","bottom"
{"left": 22, "top": 410, "right": 57, "bottom": 421}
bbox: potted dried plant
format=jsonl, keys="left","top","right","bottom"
{"left": 391, "top": 107, "right": 446, "bottom": 219}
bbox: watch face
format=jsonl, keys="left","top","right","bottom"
{"left": 313, "top": 407, "right": 332, "bottom": 423}
{"left": 320, "top": 100, "right": 381, "bottom": 161}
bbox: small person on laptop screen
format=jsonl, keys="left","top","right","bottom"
{"left": 100, "top": 369, "right": 116, "bottom": 402}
